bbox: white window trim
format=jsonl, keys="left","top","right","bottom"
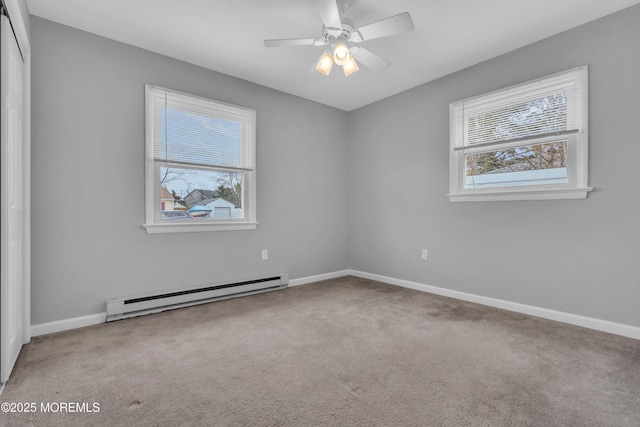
{"left": 448, "top": 66, "right": 592, "bottom": 202}
{"left": 143, "top": 85, "right": 257, "bottom": 233}
{"left": 143, "top": 221, "right": 259, "bottom": 234}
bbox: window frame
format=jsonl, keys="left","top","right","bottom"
{"left": 448, "top": 66, "right": 592, "bottom": 202}
{"left": 143, "top": 85, "right": 257, "bottom": 234}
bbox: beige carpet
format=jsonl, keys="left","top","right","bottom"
{"left": 1, "top": 276, "right": 639, "bottom": 426}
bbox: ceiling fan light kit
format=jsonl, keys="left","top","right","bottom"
{"left": 264, "top": 0, "right": 414, "bottom": 77}
{"left": 314, "top": 39, "right": 358, "bottom": 77}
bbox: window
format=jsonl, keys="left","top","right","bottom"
{"left": 143, "top": 85, "right": 257, "bottom": 233}
{"left": 448, "top": 66, "right": 591, "bottom": 202}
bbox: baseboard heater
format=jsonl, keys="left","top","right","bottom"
{"left": 106, "top": 274, "right": 289, "bottom": 322}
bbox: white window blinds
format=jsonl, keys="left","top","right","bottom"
{"left": 453, "top": 68, "right": 584, "bottom": 150}
{"left": 149, "top": 86, "right": 255, "bottom": 171}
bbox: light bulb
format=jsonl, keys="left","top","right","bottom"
{"left": 333, "top": 42, "right": 349, "bottom": 66}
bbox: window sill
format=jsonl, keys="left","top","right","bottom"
{"left": 447, "top": 187, "right": 593, "bottom": 202}
{"left": 143, "top": 222, "right": 259, "bottom": 234}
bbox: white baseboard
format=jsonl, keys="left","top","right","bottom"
{"left": 289, "top": 270, "right": 350, "bottom": 287}
{"left": 31, "top": 313, "right": 106, "bottom": 337}
{"left": 29, "top": 269, "right": 640, "bottom": 341}
{"left": 347, "top": 270, "right": 640, "bottom": 340}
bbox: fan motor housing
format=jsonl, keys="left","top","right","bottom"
{"left": 322, "top": 23, "right": 361, "bottom": 45}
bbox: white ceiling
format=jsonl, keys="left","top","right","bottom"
{"left": 27, "top": 0, "right": 640, "bottom": 111}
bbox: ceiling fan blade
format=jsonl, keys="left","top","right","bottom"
{"left": 313, "top": 0, "right": 342, "bottom": 32}
{"left": 264, "top": 38, "right": 320, "bottom": 47}
{"left": 352, "top": 12, "right": 414, "bottom": 42}
{"left": 350, "top": 46, "right": 391, "bottom": 73}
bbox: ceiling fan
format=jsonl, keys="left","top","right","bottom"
{"left": 264, "top": 0, "right": 414, "bottom": 77}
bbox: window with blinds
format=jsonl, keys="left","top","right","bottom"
{"left": 448, "top": 66, "right": 591, "bottom": 202}
{"left": 144, "top": 85, "right": 257, "bottom": 233}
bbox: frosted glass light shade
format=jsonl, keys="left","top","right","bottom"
{"left": 342, "top": 54, "right": 359, "bottom": 76}
{"left": 315, "top": 51, "right": 334, "bottom": 76}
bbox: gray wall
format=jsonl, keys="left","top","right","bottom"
{"left": 31, "top": 17, "right": 349, "bottom": 324}
{"left": 348, "top": 6, "right": 640, "bottom": 327}
{"left": 32, "top": 6, "right": 640, "bottom": 328}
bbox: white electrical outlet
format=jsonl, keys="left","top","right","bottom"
{"left": 262, "top": 249, "right": 268, "bottom": 260}
{"left": 421, "top": 249, "right": 428, "bottom": 260}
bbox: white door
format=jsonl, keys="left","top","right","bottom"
{"left": 1, "top": 14, "right": 25, "bottom": 384}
